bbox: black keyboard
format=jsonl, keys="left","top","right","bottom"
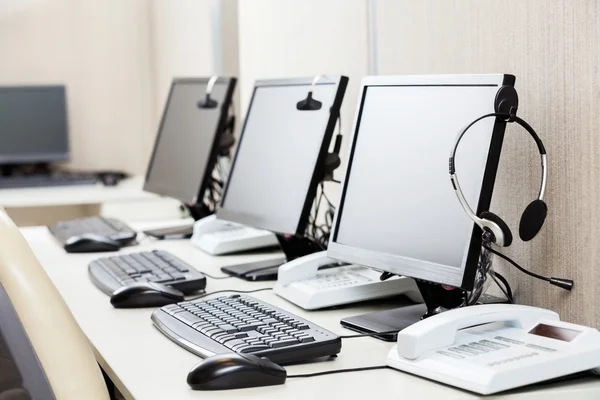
{"left": 89, "top": 250, "right": 206, "bottom": 295}
{"left": 48, "top": 216, "right": 137, "bottom": 245}
{"left": 0, "top": 172, "right": 98, "bottom": 189}
{"left": 152, "top": 295, "right": 341, "bottom": 364}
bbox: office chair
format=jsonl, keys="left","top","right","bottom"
{"left": 0, "top": 209, "right": 109, "bottom": 400}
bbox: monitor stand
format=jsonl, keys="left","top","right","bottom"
{"left": 339, "top": 280, "right": 509, "bottom": 342}
{"left": 220, "top": 235, "right": 322, "bottom": 281}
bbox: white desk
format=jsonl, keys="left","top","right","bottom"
{"left": 0, "top": 176, "right": 183, "bottom": 226}
{"left": 21, "top": 221, "right": 600, "bottom": 400}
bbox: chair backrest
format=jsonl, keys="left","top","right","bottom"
{"left": 0, "top": 209, "right": 109, "bottom": 400}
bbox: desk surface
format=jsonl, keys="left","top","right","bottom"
{"left": 21, "top": 221, "right": 600, "bottom": 400}
{"left": 0, "top": 176, "right": 155, "bottom": 208}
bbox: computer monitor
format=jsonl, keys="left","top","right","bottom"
{"left": 0, "top": 283, "right": 54, "bottom": 399}
{"left": 143, "top": 77, "right": 236, "bottom": 206}
{"left": 0, "top": 85, "right": 69, "bottom": 165}
{"left": 328, "top": 74, "right": 513, "bottom": 291}
{"left": 217, "top": 76, "right": 348, "bottom": 236}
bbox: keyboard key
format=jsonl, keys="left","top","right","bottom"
{"left": 297, "top": 324, "right": 310, "bottom": 330}
{"left": 217, "top": 324, "right": 238, "bottom": 334}
{"left": 299, "top": 336, "right": 315, "bottom": 343}
{"left": 271, "top": 339, "right": 300, "bottom": 348}
{"left": 240, "top": 345, "right": 269, "bottom": 353}
{"left": 173, "top": 311, "right": 203, "bottom": 326}
{"left": 224, "top": 339, "right": 246, "bottom": 349}
{"left": 239, "top": 323, "right": 264, "bottom": 332}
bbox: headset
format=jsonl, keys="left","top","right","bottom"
{"left": 449, "top": 85, "right": 572, "bottom": 291}
{"left": 197, "top": 76, "right": 236, "bottom": 156}
{"left": 296, "top": 75, "right": 342, "bottom": 181}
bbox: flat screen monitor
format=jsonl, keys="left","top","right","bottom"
{"left": 217, "top": 76, "right": 348, "bottom": 235}
{"left": 328, "top": 74, "right": 513, "bottom": 290}
{"left": 0, "top": 284, "right": 55, "bottom": 399}
{"left": 0, "top": 85, "right": 69, "bottom": 165}
{"left": 144, "top": 77, "right": 236, "bottom": 204}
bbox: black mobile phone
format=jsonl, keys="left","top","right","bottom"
{"left": 143, "top": 225, "right": 194, "bottom": 240}
{"left": 221, "top": 257, "right": 287, "bottom": 281}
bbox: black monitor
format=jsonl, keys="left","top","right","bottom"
{"left": 328, "top": 74, "right": 511, "bottom": 297}
{"left": 0, "top": 85, "right": 69, "bottom": 165}
{"left": 143, "top": 77, "right": 236, "bottom": 213}
{"left": 217, "top": 76, "right": 348, "bottom": 236}
{"left": 0, "top": 283, "right": 55, "bottom": 399}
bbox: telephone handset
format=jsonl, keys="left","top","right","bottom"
{"left": 387, "top": 304, "right": 600, "bottom": 395}
{"left": 274, "top": 251, "right": 422, "bottom": 310}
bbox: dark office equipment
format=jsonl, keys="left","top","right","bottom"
{"left": 187, "top": 353, "right": 286, "bottom": 390}
{"left": 88, "top": 250, "right": 206, "bottom": 295}
{"left": 64, "top": 234, "right": 121, "bottom": 253}
{"left": 152, "top": 294, "right": 341, "bottom": 364}
{"left": 110, "top": 282, "right": 185, "bottom": 308}
{"left": 220, "top": 257, "right": 287, "bottom": 281}
{"left": 143, "top": 77, "right": 237, "bottom": 220}
{"left": 341, "top": 303, "right": 428, "bottom": 342}
{"left": 0, "top": 85, "right": 69, "bottom": 165}
{"left": 0, "top": 171, "right": 98, "bottom": 189}
{"left": 49, "top": 216, "right": 136, "bottom": 251}
{"left": 97, "top": 171, "right": 128, "bottom": 186}
{"left": 143, "top": 225, "right": 194, "bottom": 240}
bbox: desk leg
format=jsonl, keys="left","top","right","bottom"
{"left": 101, "top": 367, "right": 118, "bottom": 400}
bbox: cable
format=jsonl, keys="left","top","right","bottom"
{"left": 186, "top": 287, "right": 273, "bottom": 302}
{"left": 482, "top": 244, "right": 549, "bottom": 283}
{"left": 490, "top": 270, "right": 513, "bottom": 303}
{"left": 339, "top": 330, "right": 400, "bottom": 339}
{"left": 288, "top": 365, "right": 388, "bottom": 378}
{"left": 201, "top": 271, "right": 235, "bottom": 280}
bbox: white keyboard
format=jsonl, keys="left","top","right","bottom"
{"left": 192, "top": 226, "right": 280, "bottom": 255}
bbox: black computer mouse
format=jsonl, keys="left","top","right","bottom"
{"left": 98, "top": 171, "right": 128, "bottom": 186}
{"left": 64, "top": 234, "right": 121, "bottom": 253}
{"left": 187, "top": 353, "right": 286, "bottom": 390}
{"left": 110, "top": 282, "right": 184, "bottom": 308}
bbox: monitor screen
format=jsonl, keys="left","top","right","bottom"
{"left": 0, "top": 284, "right": 54, "bottom": 399}
{"left": 0, "top": 86, "right": 69, "bottom": 165}
{"left": 144, "top": 77, "right": 235, "bottom": 204}
{"left": 218, "top": 76, "right": 347, "bottom": 235}
{"left": 329, "top": 75, "right": 510, "bottom": 289}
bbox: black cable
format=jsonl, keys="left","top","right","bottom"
{"left": 339, "top": 330, "right": 400, "bottom": 339}
{"left": 331, "top": 179, "right": 341, "bottom": 184}
{"left": 490, "top": 270, "right": 514, "bottom": 303}
{"left": 186, "top": 287, "right": 273, "bottom": 302}
{"left": 288, "top": 365, "right": 389, "bottom": 378}
{"left": 482, "top": 244, "right": 549, "bottom": 283}
{"left": 201, "top": 271, "right": 235, "bottom": 280}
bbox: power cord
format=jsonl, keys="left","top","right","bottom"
{"left": 201, "top": 271, "right": 234, "bottom": 280}
{"left": 339, "top": 330, "right": 400, "bottom": 339}
{"left": 186, "top": 287, "right": 273, "bottom": 302}
{"left": 288, "top": 365, "right": 389, "bottom": 378}
{"left": 482, "top": 243, "right": 573, "bottom": 291}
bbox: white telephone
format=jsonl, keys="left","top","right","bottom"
{"left": 190, "top": 215, "right": 279, "bottom": 255}
{"left": 386, "top": 304, "right": 600, "bottom": 395}
{"left": 274, "top": 251, "right": 423, "bottom": 310}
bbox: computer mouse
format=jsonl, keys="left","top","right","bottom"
{"left": 64, "top": 234, "right": 121, "bottom": 253}
{"left": 110, "top": 282, "right": 184, "bottom": 308}
{"left": 187, "top": 353, "right": 286, "bottom": 390}
{"left": 98, "top": 171, "right": 128, "bottom": 186}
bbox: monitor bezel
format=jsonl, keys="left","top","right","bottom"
{"left": 143, "top": 76, "right": 237, "bottom": 204}
{"left": 217, "top": 75, "right": 348, "bottom": 236}
{"left": 328, "top": 74, "right": 515, "bottom": 290}
{"left": 0, "top": 85, "right": 70, "bottom": 165}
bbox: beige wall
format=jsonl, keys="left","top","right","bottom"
{"left": 376, "top": 0, "right": 600, "bottom": 327}
{"left": 0, "top": 0, "right": 225, "bottom": 175}
{"left": 237, "top": 0, "right": 370, "bottom": 185}
{"left": 0, "top": 0, "right": 155, "bottom": 174}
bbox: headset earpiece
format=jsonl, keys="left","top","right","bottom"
{"left": 480, "top": 211, "right": 513, "bottom": 247}
{"left": 519, "top": 199, "right": 548, "bottom": 241}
